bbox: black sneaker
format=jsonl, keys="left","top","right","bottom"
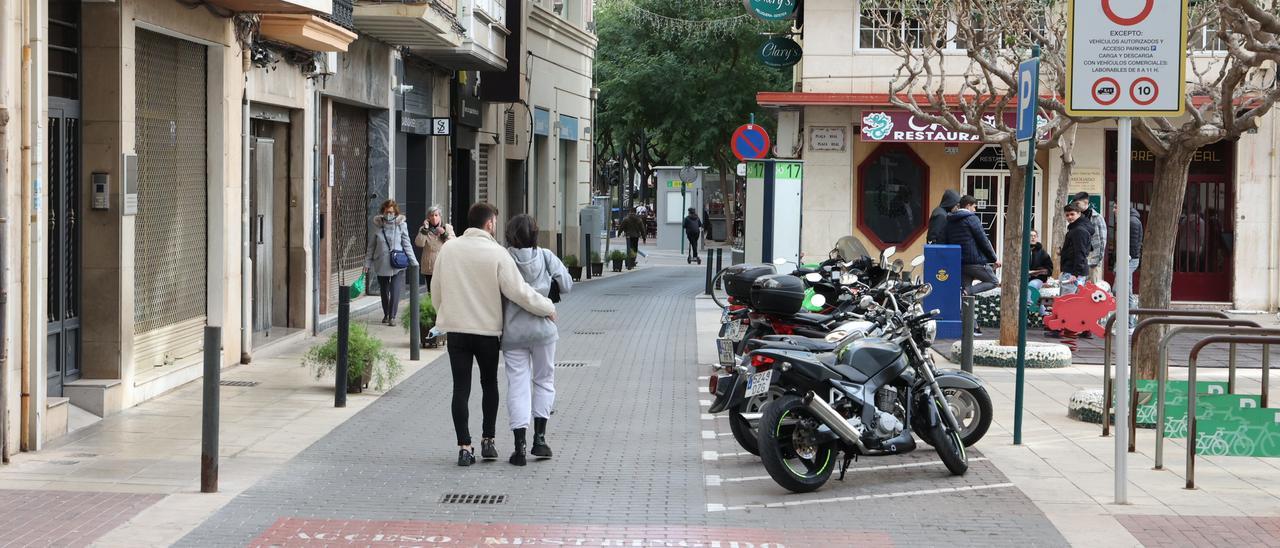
{"left": 531, "top": 434, "right": 553, "bottom": 458}
{"left": 457, "top": 448, "right": 476, "bottom": 467}
{"left": 480, "top": 439, "right": 498, "bottom": 460}
{"left": 509, "top": 444, "right": 527, "bottom": 466}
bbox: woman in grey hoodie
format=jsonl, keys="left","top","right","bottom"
{"left": 365, "top": 200, "right": 419, "bottom": 325}
{"left": 501, "top": 214, "right": 572, "bottom": 466}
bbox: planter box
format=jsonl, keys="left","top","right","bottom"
{"left": 567, "top": 266, "right": 583, "bottom": 281}
{"left": 590, "top": 263, "right": 604, "bottom": 277}
{"left": 611, "top": 259, "right": 623, "bottom": 272}
{"left": 625, "top": 258, "right": 636, "bottom": 270}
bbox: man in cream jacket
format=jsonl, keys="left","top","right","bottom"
{"left": 431, "top": 203, "right": 556, "bottom": 466}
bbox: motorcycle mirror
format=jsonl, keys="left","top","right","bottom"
{"left": 829, "top": 249, "right": 840, "bottom": 260}
{"left": 804, "top": 272, "right": 822, "bottom": 283}
{"left": 916, "top": 283, "right": 933, "bottom": 299}
{"left": 773, "top": 257, "right": 788, "bottom": 265}
{"left": 911, "top": 255, "right": 925, "bottom": 268}
{"left": 892, "top": 259, "right": 905, "bottom": 273}
{"left": 810, "top": 294, "right": 827, "bottom": 308}
{"left": 881, "top": 246, "right": 897, "bottom": 261}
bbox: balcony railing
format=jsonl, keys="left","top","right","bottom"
{"left": 323, "top": 0, "right": 356, "bottom": 30}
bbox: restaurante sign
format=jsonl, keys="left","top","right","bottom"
{"left": 860, "top": 111, "right": 1050, "bottom": 143}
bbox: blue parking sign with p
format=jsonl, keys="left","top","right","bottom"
{"left": 1016, "top": 57, "right": 1040, "bottom": 141}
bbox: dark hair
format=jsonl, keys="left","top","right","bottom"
{"left": 505, "top": 214, "right": 539, "bottom": 249}
{"left": 1072, "top": 191, "right": 1091, "bottom": 202}
{"left": 467, "top": 202, "right": 499, "bottom": 230}
{"left": 1063, "top": 203, "right": 1083, "bottom": 214}
{"left": 957, "top": 195, "right": 978, "bottom": 208}
{"left": 688, "top": 208, "right": 697, "bottom": 215}
{"left": 379, "top": 199, "right": 401, "bottom": 216}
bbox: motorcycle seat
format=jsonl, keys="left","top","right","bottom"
{"left": 757, "top": 335, "right": 838, "bottom": 353}
{"left": 793, "top": 312, "right": 835, "bottom": 325}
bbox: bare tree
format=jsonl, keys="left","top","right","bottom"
{"left": 869, "top": 0, "right": 1082, "bottom": 346}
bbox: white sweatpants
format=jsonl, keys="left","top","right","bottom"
{"left": 503, "top": 341, "right": 556, "bottom": 431}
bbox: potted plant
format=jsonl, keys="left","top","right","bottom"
{"left": 608, "top": 250, "right": 626, "bottom": 272}
{"left": 304, "top": 323, "right": 403, "bottom": 393}
{"left": 564, "top": 255, "right": 583, "bottom": 282}
{"left": 400, "top": 295, "right": 442, "bottom": 348}
{"left": 589, "top": 252, "right": 604, "bottom": 277}
{"left": 625, "top": 250, "right": 638, "bottom": 270}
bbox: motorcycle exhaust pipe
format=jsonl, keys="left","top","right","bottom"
{"left": 802, "top": 391, "right": 867, "bottom": 451}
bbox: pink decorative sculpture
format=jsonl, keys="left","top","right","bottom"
{"left": 1043, "top": 282, "right": 1117, "bottom": 337}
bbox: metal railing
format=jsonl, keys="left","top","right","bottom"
{"left": 1185, "top": 335, "right": 1280, "bottom": 489}
{"left": 323, "top": 0, "right": 355, "bottom": 30}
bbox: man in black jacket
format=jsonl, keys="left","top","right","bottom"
{"left": 1051, "top": 203, "right": 1094, "bottom": 337}
{"left": 928, "top": 189, "right": 961, "bottom": 244}
{"left": 1113, "top": 203, "right": 1144, "bottom": 328}
{"left": 944, "top": 195, "right": 1001, "bottom": 296}
{"left": 1028, "top": 229, "right": 1054, "bottom": 312}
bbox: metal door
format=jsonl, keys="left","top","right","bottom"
{"left": 251, "top": 138, "right": 274, "bottom": 333}
{"left": 47, "top": 101, "right": 82, "bottom": 396}
{"left": 329, "top": 104, "right": 369, "bottom": 309}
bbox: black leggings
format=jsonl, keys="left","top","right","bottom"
{"left": 377, "top": 272, "right": 403, "bottom": 319}
{"left": 447, "top": 332, "right": 500, "bottom": 446}
{"left": 686, "top": 231, "right": 700, "bottom": 258}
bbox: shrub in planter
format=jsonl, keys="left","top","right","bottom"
{"left": 400, "top": 295, "right": 443, "bottom": 348}
{"left": 589, "top": 252, "right": 604, "bottom": 277}
{"left": 608, "top": 250, "right": 626, "bottom": 272}
{"left": 304, "top": 323, "right": 403, "bottom": 393}
{"left": 563, "top": 255, "right": 583, "bottom": 281}
{"left": 625, "top": 250, "right": 637, "bottom": 270}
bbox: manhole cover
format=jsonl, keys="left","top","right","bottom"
{"left": 67, "top": 453, "right": 97, "bottom": 458}
{"left": 573, "top": 330, "right": 605, "bottom": 335}
{"left": 49, "top": 460, "right": 79, "bottom": 466}
{"left": 220, "top": 380, "right": 259, "bottom": 387}
{"left": 440, "top": 494, "right": 506, "bottom": 505}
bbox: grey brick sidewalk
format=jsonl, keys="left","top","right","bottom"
{"left": 177, "top": 265, "right": 1068, "bottom": 547}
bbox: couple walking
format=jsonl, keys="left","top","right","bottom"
{"left": 432, "top": 203, "right": 573, "bottom": 467}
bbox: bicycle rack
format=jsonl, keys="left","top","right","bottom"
{"left": 1102, "top": 309, "right": 1229, "bottom": 436}
{"left": 1153, "top": 322, "right": 1276, "bottom": 470}
{"left": 1126, "top": 316, "right": 1248, "bottom": 452}
{"left": 1185, "top": 334, "right": 1280, "bottom": 489}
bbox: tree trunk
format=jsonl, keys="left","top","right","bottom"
{"left": 1050, "top": 125, "right": 1078, "bottom": 253}
{"left": 1133, "top": 146, "right": 1195, "bottom": 380}
{"left": 999, "top": 140, "right": 1028, "bottom": 347}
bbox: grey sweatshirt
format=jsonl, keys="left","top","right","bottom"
{"left": 501, "top": 247, "right": 573, "bottom": 350}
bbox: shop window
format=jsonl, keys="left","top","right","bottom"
{"left": 857, "top": 144, "right": 929, "bottom": 248}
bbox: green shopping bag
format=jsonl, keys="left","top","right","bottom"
{"left": 350, "top": 274, "right": 366, "bottom": 299}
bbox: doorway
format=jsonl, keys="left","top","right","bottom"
{"left": 250, "top": 118, "right": 294, "bottom": 337}
{"left": 46, "top": 0, "right": 82, "bottom": 397}
{"left": 961, "top": 145, "right": 1042, "bottom": 260}
{"left": 559, "top": 139, "right": 576, "bottom": 256}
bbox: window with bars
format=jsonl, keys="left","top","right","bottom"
{"left": 859, "top": 9, "right": 926, "bottom": 49}
{"left": 478, "top": 145, "right": 491, "bottom": 204}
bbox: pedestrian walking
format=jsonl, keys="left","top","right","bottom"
{"left": 927, "top": 189, "right": 961, "bottom": 244}
{"left": 1028, "top": 230, "right": 1054, "bottom": 314}
{"left": 1113, "top": 202, "right": 1143, "bottom": 329}
{"left": 1073, "top": 192, "right": 1108, "bottom": 284}
{"left": 365, "top": 200, "right": 419, "bottom": 325}
{"left": 501, "top": 214, "right": 572, "bottom": 466}
{"left": 414, "top": 205, "right": 454, "bottom": 291}
{"left": 1050, "top": 202, "right": 1093, "bottom": 338}
{"left": 944, "top": 195, "right": 1001, "bottom": 296}
{"left": 621, "top": 208, "right": 645, "bottom": 258}
{"left": 431, "top": 203, "right": 556, "bottom": 467}
{"left": 702, "top": 207, "right": 712, "bottom": 242}
{"left": 683, "top": 207, "right": 703, "bottom": 264}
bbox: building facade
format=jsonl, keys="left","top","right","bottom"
{"left": 0, "top": 0, "right": 595, "bottom": 458}
{"left": 760, "top": 1, "right": 1280, "bottom": 311}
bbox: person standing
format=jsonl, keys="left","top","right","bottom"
{"left": 501, "top": 215, "right": 572, "bottom": 466}
{"left": 1073, "top": 192, "right": 1107, "bottom": 283}
{"left": 365, "top": 200, "right": 419, "bottom": 325}
{"left": 621, "top": 208, "right": 645, "bottom": 258}
{"left": 432, "top": 203, "right": 556, "bottom": 466}
{"left": 1114, "top": 202, "right": 1143, "bottom": 328}
{"left": 944, "top": 195, "right": 1001, "bottom": 296}
{"left": 414, "top": 205, "right": 454, "bottom": 292}
{"left": 1028, "top": 230, "right": 1054, "bottom": 314}
{"left": 928, "top": 189, "right": 961, "bottom": 244}
{"left": 683, "top": 207, "right": 703, "bottom": 263}
{"left": 1051, "top": 202, "right": 1093, "bottom": 337}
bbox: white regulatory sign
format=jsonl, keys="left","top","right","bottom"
{"left": 1066, "top": 0, "right": 1188, "bottom": 116}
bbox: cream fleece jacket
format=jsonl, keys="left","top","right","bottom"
{"left": 431, "top": 228, "right": 555, "bottom": 337}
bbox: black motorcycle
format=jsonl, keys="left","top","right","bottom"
{"left": 746, "top": 287, "right": 976, "bottom": 493}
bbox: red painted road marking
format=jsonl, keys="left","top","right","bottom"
{"left": 251, "top": 519, "right": 894, "bottom": 547}
{"left": 1101, "top": 0, "right": 1154, "bottom": 26}
{"left": 0, "top": 489, "right": 164, "bottom": 547}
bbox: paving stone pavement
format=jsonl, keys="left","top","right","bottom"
{"left": 177, "top": 265, "right": 1069, "bottom": 547}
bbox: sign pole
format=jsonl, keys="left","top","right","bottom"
{"left": 1013, "top": 46, "right": 1041, "bottom": 446}
{"left": 1115, "top": 117, "right": 1132, "bottom": 504}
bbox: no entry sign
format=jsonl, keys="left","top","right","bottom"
{"left": 731, "top": 124, "right": 771, "bottom": 161}
{"left": 1066, "top": 0, "right": 1188, "bottom": 116}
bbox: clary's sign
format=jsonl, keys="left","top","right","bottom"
{"left": 758, "top": 37, "right": 802, "bottom": 68}
{"left": 743, "top": 0, "right": 798, "bottom": 21}
{"left": 860, "top": 111, "right": 1051, "bottom": 143}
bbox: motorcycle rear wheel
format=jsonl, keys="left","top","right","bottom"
{"left": 758, "top": 394, "right": 837, "bottom": 493}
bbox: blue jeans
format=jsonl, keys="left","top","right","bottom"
{"left": 1126, "top": 258, "right": 1140, "bottom": 328}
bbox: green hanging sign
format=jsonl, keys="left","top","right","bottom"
{"left": 743, "top": 0, "right": 798, "bottom": 21}
{"left": 758, "top": 37, "right": 802, "bottom": 69}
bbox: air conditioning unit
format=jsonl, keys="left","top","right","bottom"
{"left": 316, "top": 52, "right": 339, "bottom": 77}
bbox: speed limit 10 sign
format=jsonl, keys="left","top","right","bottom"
{"left": 1066, "top": 0, "right": 1189, "bottom": 116}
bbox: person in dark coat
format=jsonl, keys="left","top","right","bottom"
{"left": 621, "top": 209, "right": 646, "bottom": 257}
{"left": 1113, "top": 202, "right": 1144, "bottom": 328}
{"left": 682, "top": 208, "right": 703, "bottom": 262}
{"left": 1028, "top": 229, "right": 1054, "bottom": 313}
{"left": 1051, "top": 203, "right": 1094, "bottom": 338}
{"left": 928, "top": 189, "right": 962, "bottom": 244}
{"left": 944, "top": 195, "right": 1001, "bottom": 296}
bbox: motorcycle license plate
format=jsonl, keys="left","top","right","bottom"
{"left": 716, "top": 338, "right": 736, "bottom": 367}
{"left": 744, "top": 369, "right": 773, "bottom": 398}
{"left": 724, "top": 320, "right": 742, "bottom": 341}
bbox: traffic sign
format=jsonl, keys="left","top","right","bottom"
{"left": 1016, "top": 57, "right": 1041, "bottom": 142}
{"left": 731, "top": 124, "right": 771, "bottom": 162}
{"left": 1066, "top": 0, "right": 1188, "bottom": 116}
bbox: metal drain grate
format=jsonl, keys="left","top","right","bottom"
{"left": 440, "top": 493, "right": 506, "bottom": 505}
{"left": 220, "top": 380, "right": 259, "bottom": 387}
{"left": 590, "top": 309, "right": 617, "bottom": 313}
{"left": 573, "top": 330, "right": 605, "bottom": 335}
{"left": 554, "top": 361, "right": 596, "bottom": 368}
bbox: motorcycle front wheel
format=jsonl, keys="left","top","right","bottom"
{"left": 944, "top": 386, "right": 993, "bottom": 448}
{"left": 931, "top": 397, "right": 969, "bottom": 476}
{"left": 728, "top": 386, "right": 785, "bottom": 456}
{"left": 758, "top": 394, "right": 837, "bottom": 493}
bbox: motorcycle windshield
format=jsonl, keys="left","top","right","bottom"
{"left": 834, "top": 236, "right": 870, "bottom": 263}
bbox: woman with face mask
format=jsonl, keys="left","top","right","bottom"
{"left": 365, "top": 199, "right": 419, "bottom": 325}
{"left": 413, "top": 205, "right": 454, "bottom": 292}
